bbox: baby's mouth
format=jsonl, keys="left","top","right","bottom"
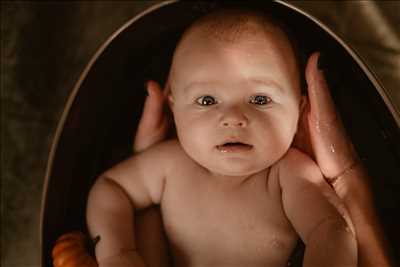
{"left": 216, "top": 142, "right": 253, "bottom": 153}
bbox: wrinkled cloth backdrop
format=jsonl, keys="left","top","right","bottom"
{"left": 2, "top": 1, "right": 400, "bottom": 266}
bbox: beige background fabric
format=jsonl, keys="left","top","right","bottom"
{"left": 1, "top": 1, "right": 399, "bottom": 266}
{"left": 291, "top": 0, "right": 400, "bottom": 119}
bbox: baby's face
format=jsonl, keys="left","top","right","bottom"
{"left": 168, "top": 22, "right": 302, "bottom": 177}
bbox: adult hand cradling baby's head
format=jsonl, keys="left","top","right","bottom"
{"left": 136, "top": 52, "right": 359, "bottom": 186}
{"left": 293, "top": 52, "right": 359, "bottom": 184}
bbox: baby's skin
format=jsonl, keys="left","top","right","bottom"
{"left": 87, "top": 10, "right": 357, "bottom": 267}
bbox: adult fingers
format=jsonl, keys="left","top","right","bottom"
{"left": 143, "top": 80, "right": 166, "bottom": 128}
{"left": 134, "top": 80, "right": 169, "bottom": 152}
{"left": 305, "top": 52, "right": 338, "bottom": 125}
{"left": 305, "top": 52, "right": 357, "bottom": 178}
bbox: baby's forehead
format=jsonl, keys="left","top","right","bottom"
{"left": 185, "top": 9, "right": 289, "bottom": 46}
{"left": 172, "top": 8, "right": 299, "bottom": 70}
{"left": 168, "top": 8, "right": 302, "bottom": 95}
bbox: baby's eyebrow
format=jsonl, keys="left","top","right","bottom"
{"left": 248, "top": 77, "right": 283, "bottom": 93}
{"left": 182, "top": 78, "right": 283, "bottom": 94}
{"left": 183, "top": 81, "right": 218, "bottom": 93}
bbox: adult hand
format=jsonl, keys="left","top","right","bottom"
{"left": 294, "top": 52, "right": 359, "bottom": 184}
{"left": 133, "top": 80, "right": 171, "bottom": 153}
{"left": 294, "top": 52, "right": 393, "bottom": 267}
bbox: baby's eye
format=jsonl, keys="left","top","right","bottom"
{"left": 196, "top": 95, "right": 217, "bottom": 106}
{"left": 249, "top": 95, "right": 272, "bottom": 105}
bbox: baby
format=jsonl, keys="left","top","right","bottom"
{"left": 87, "top": 8, "right": 357, "bottom": 267}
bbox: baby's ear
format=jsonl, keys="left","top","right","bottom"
{"left": 167, "top": 91, "right": 175, "bottom": 110}
{"left": 163, "top": 80, "right": 174, "bottom": 109}
{"left": 168, "top": 93, "right": 174, "bottom": 110}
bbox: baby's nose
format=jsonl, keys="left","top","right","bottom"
{"left": 219, "top": 107, "right": 249, "bottom": 128}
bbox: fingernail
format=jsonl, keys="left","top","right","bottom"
{"left": 317, "top": 52, "right": 325, "bottom": 70}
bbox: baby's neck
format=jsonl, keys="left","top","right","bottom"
{"left": 206, "top": 168, "right": 269, "bottom": 187}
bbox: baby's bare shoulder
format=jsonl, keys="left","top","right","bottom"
{"left": 138, "top": 138, "right": 184, "bottom": 159}
{"left": 277, "top": 147, "right": 324, "bottom": 185}
{"left": 139, "top": 139, "right": 193, "bottom": 174}
{"left": 100, "top": 139, "right": 187, "bottom": 207}
{"left": 103, "top": 139, "right": 184, "bottom": 179}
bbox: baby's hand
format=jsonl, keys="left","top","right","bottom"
{"left": 133, "top": 80, "right": 171, "bottom": 152}
{"left": 295, "top": 52, "right": 358, "bottom": 183}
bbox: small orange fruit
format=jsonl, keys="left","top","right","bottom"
{"left": 52, "top": 231, "right": 98, "bottom": 267}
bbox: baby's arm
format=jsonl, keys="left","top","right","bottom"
{"left": 279, "top": 148, "right": 357, "bottom": 267}
{"left": 86, "top": 140, "right": 176, "bottom": 267}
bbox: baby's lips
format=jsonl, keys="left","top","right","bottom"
{"left": 216, "top": 142, "right": 253, "bottom": 153}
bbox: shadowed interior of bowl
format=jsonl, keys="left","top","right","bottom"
{"left": 41, "top": 1, "right": 400, "bottom": 266}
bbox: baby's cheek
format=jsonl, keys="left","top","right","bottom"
{"left": 258, "top": 121, "right": 294, "bottom": 151}
{"left": 175, "top": 118, "right": 207, "bottom": 147}
{"left": 176, "top": 124, "right": 213, "bottom": 169}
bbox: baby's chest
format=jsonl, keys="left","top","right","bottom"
{"left": 161, "top": 172, "right": 298, "bottom": 264}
